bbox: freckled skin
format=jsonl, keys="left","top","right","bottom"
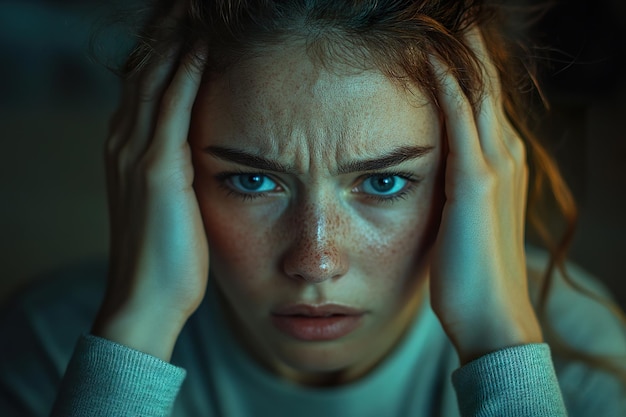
{"left": 189, "top": 42, "right": 445, "bottom": 386}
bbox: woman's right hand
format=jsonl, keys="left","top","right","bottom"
{"left": 91, "top": 31, "right": 209, "bottom": 361}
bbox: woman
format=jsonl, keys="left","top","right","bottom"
{"left": 1, "top": 0, "right": 625, "bottom": 416}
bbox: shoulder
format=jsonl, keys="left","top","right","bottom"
{"left": 524, "top": 243, "right": 626, "bottom": 357}
{"left": 0, "top": 258, "right": 107, "bottom": 358}
{"left": 0, "top": 259, "right": 107, "bottom": 416}
{"left": 1, "top": 259, "right": 107, "bottom": 336}
{"left": 525, "top": 244, "right": 626, "bottom": 416}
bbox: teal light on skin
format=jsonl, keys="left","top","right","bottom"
{"left": 188, "top": 41, "right": 444, "bottom": 387}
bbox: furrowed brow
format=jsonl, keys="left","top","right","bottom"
{"left": 337, "top": 145, "right": 434, "bottom": 174}
{"left": 204, "top": 144, "right": 434, "bottom": 175}
{"left": 204, "top": 146, "right": 297, "bottom": 174}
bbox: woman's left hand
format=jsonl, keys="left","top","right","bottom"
{"left": 429, "top": 29, "right": 544, "bottom": 366}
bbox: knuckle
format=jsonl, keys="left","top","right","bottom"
{"left": 115, "top": 143, "right": 140, "bottom": 175}
{"left": 520, "top": 160, "right": 529, "bottom": 182}
{"left": 137, "top": 60, "right": 171, "bottom": 103}
{"left": 483, "top": 166, "right": 499, "bottom": 189}
{"left": 136, "top": 81, "right": 161, "bottom": 107}
{"left": 103, "top": 140, "right": 123, "bottom": 172}
{"left": 511, "top": 139, "right": 527, "bottom": 165}
{"left": 137, "top": 151, "right": 155, "bottom": 175}
{"left": 472, "top": 165, "right": 498, "bottom": 196}
{"left": 106, "top": 115, "right": 134, "bottom": 159}
{"left": 499, "top": 152, "right": 516, "bottom": 174}
{"left": 454, "top": 96, "right": 471, "bottom": 119}
{"left": 137, "top": 86, "right": 157, "bottom": 104}
{"left": 503, "top": 124, "right": 525, "bottom": 154}
{"left": 137, "top": 148, "right": 167, "bottom": 186}
{"left": 159, "top": 87, "right": 182, "bottom": 116}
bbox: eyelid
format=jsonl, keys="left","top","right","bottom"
{"left": 214, "top": 171, "right": 284, "bottom": 200}
{"left": 215, "top": 170, "right": 281, "bottom": 186}
{"left": 229, "top": 173, "right": 278, "bottom": 192}
{"left": 352, "top": 171, "right": 421, "bottom": 202}
{"left": 353, "top": 171, "right": 420, "bottom": 188}
{"left": 215, "top": 170, "right": 421, "bottom": 203}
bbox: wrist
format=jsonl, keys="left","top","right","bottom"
{"left": 455, "top": 309, "right": 544, "bottom": 366}
{"left": 92, "top": 302, "right": 188, "bottom": 362}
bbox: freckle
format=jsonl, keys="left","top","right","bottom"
{"left": 321, "top": 247, "right": 339, "bottom": 262}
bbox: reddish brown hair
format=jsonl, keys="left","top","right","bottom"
{"left": 115, "top": 0, "right": 625, "bottom": 383}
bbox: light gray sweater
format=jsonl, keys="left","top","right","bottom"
{"left": 1, "top": 250, "right": 625, "bottom": 416}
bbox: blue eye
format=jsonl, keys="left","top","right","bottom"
{"left": 217, "top": 171, "right": 418, "bottom": 203}
{"left": 361, "top": 175, "right": 408, "bottom": 196}
{"left": 229, "top": 174, "right": 277, "bottom": 193}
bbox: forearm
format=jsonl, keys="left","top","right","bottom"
{"left": 50, "top": 335, "right": 186, "bottom": 417}
{"left": 453, "top": 301, "right": 544, "bottom": 366}
{"left": 91, "top": 301, "right": 187, "bottom": 362}
{"left": 452, "top": 343, "right": 568, "bottom": 417}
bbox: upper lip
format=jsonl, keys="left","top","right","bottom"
{"left": 271, "top": 303, "right": 367, "bottom": 317}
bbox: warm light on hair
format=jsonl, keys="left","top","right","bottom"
{"left": 104, "top": 0, "right": 626, "bottom": 384}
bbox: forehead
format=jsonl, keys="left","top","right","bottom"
{"left": 193, "top": 44, "right": 439, "bottom": 160}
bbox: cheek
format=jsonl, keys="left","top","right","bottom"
{"left": 192, "top": 168, "right": 265, "bottom": 266}
{"left": 205, "top": 210, "right": 257, "bottom": 269}
{"left": 356, "top": 216, "right": 428, "bottom": 289}
{"left": 353, "top": 178, "right": 444, "bottom": 293}
{"left": 194, "top": 183, "right": 277, "bottom": 300}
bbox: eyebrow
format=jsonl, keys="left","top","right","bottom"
{"left": 203, "top": 144, "right": 434, "bottom": 175}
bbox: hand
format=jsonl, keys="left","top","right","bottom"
{"left": 429, "top": 29, "right": 543, "bottom": 365}
{"left": 92, "top": 11, "right": 209, "bottom": 361}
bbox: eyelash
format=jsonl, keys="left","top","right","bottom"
{"left": 357, "top": 171, "right": 420, "bottom": 204}
{"left": 214, "top": 170, "right": 421, "bottom": 204}
{"left": 214, "top": 170, "right": 275, "bottom": 202}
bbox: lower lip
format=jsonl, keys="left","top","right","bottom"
{"left": 270, "top": 314, "right": 364, "bottom": 341}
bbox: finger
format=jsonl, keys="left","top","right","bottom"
{"left": 126, "top": 46, "right": 182, "bottom": 159}
{"left": 460, "top": 27, "right": 513, "bottom": 164}
{"left": 105, "top": 45, "right": 181, "bottom": 253}
{"left": 105, "top": 0, "right": 188, "bottom": 205}
{"left": 122, "top": 0, "right": 190, "bottom": 158}
{"left": 465, "top": 28, "right": 529, "bottom": 219}
{"left": 431, "top": 57, "right": 486, "bottom": 176}
{"left": 517, "top": 159, "right": 529, "bottom": 245}
{"left": 123, "top": 0, "right": 189, "bottom": 78}
{"left": 104, "top": 2, "right": 190, "bottom": 281}
{"left": 146, "top": 44, "right": 207, "bottom": 165}
{"left": 107, "top": 5, "right": 191, "bottom": 221}
{"left": 475, "top": 98, "right": 510, "bottom": 165}
{"left": 464, "top": 27, "right": 502, "bottom": 104}
{"left": 108, "top": 0, "right": 188, "bottom": 158}
{"left": 464, "top": 27, "right": 524, "bottom": 164}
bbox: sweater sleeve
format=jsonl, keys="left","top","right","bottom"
{"left": 49, "top": 334, "right": 186, "bottom": 417}
{"left": 451, "top": 343, "right": 568, "bottom": 417}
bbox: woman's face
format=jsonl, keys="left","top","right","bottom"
{"left": 189, "top": 44, "right": 444, "bottom": 386}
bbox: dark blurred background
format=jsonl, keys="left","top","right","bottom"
{"left": 1, "top": 0, "right": 625, "bottom": 310}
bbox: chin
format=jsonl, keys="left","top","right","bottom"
{"left": 261, "top": 336, "right": 380, "bottom": 387}
{"left": 252, "top": 314, "right": 392, "bottom": 386}
{"left": 275, "top": 338, "right": 365, "bottom": 372}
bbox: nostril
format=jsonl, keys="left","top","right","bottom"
{"left": 282, "top": 216, "right": 349, "bottom": 283}
{"left": 289, "top": 272, "right": 333, "bottom": 284}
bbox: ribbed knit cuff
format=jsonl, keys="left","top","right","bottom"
{"left": 452, "top": 343, "right": 567, "bottom": 417}
{"left": 50, "top": 334, "right": 186, "bottom": 417}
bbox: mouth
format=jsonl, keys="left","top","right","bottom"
{"left": 270, "top": 303, "right": 367, "bottom": 341}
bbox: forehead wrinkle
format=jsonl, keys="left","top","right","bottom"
{"left": 333, "top": 122, "right": 371, "bottom": 170}
{"left": 248, "top": 98, "right": 351, "bottom": 176}
{"left": 239, "top": 101, "right": 425, "bottom": 177}
{"left": 205, "top": 45, "right": 438, "bottom": 175}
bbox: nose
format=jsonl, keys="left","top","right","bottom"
{"left": 282, "top": 204, "right": 349, "bottom": 284}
